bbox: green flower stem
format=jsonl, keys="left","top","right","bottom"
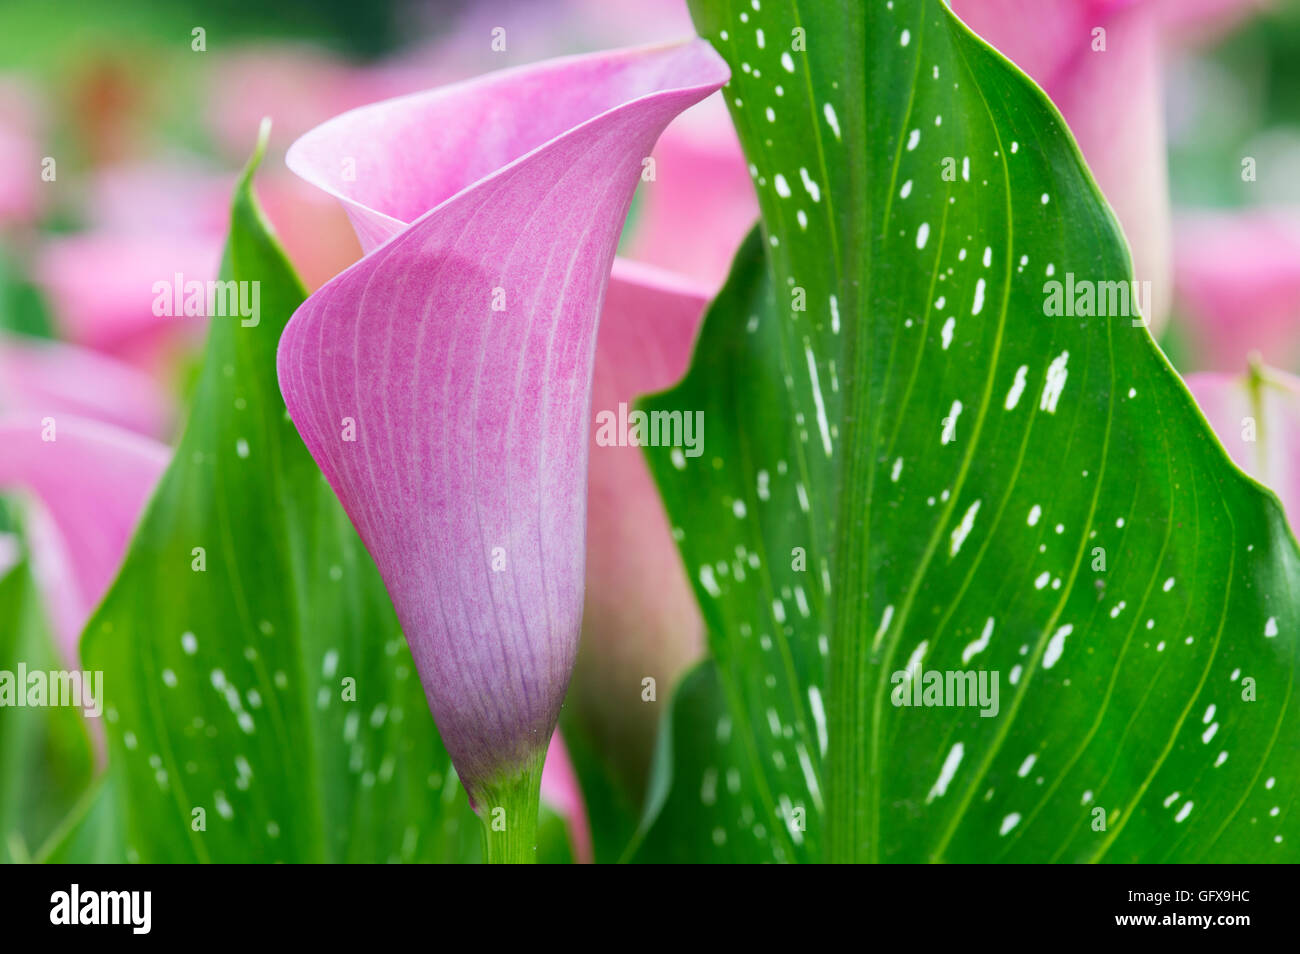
{"left": 476, "top": 754, "right": 544, "bottom": 864}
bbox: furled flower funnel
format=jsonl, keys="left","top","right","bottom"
{"left": 276, "top": 42, "right": 728, "bottom": 815}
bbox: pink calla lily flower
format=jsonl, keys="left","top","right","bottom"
{"left": 276, "top": 41, "right": 728, "bottom": 809}
{"left": 210, "top": 8, "right": 752, "bottom": 801}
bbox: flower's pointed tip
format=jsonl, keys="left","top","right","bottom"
{"left": 682, "top": 32, "right": 731, "bottom": 76}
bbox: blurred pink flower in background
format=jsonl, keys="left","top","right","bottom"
{"left": 1162, "top": 0, "right": 1271, "bottom": 39}
{"left": 952, "top": 0, "right": 1271, "bottom": 333}
{"left": 0, "top": 333, "right": 173, "bottom": 439}
{"left": 0, "top": 413, "right": 168, "bottom": 661}
{"left": 207, "top": 48, "right": 415, "bottom": 162}
{"left": 84, "top": 160, "right": 232, "bottom": 234}
{"left": 0, "top": 324, "right": 174, "bottom": 667}
{"left": 1188, "top": 367, "right": 1300, "bottom": 527}
{"left": 35, "top": 232, "right": 216, "bottom": 367}
{"left": 32, "top": 155, "right": 363, "bottom": 372}
{"left": 1175, "top": 209, "right": 1300, "bottom": 373}
{"left": 33, "top": 159, "right": 226, "bottom": 369}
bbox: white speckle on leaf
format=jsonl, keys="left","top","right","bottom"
{"left": 824, "top": 104, "right": 841, "bottom": 139}
{"left": 927, "top": 743, "right": 964, "bottom": 803}
{"left": 799, "top": 168, "right": 821, "bottom": 202}
{"left": 950, "top": 500, "right": 981, "bottom": 556}
{"left": 942, "top": 401, "right": 962, "bottom": 445}
{"left": 1005, "top": 365, "right": 1029, "bottom": 410}
{"left": 699, "top": 566, "right": 721, "bottom": 597}
{"left": 1040, "top": 351, "right": 1070, "bottom": 413}
{"left": 808, "top": 686, "right": 828, "bottom": 756}
{"left": 805, "top": 345, "right": 833, "bottom": 457}
{"left": 1043, "top": 624, "right": 1074, "bottom": 669}
{"left": 873, "top": 605, "right": 895, "bottom": 651}
{"left": 963, "top": 618, "right": 994, "bottom": 664}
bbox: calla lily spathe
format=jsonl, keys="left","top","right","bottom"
{"left": 276, "top": 40, "right": 729, "bottom": 801}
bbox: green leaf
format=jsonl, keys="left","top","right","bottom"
{"left": 558, "top": 708, "right": 639, "bottom": 863}
{"left": 0, "top": 557, "right": 94, "bottom": 863}
{"left": 81, "top": 128, "right": 480, "bottom": 863}
{"left": 34, "top": 777, "right": 128, "bottom": 864}
{"left": 640, "top": 0, "right": 1300, "bottom": 862}
{"left": 629, "top": 660, "right": 786, "bottom": 863}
